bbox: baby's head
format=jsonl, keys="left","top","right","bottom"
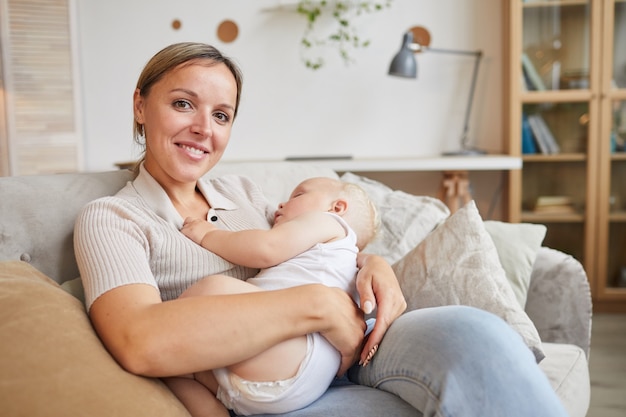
{"left": 279, "top": 177, "right": 378, "bottom": 250}
{"left": 336, "top": 181, "right": 379, "bottom": 250}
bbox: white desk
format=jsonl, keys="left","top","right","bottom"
{"left": 270, "top": 155, "right": 521, "bottom": 172}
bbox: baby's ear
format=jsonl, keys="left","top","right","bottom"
{"left": 330, "top": 199, "right": 348, "bottom": 215}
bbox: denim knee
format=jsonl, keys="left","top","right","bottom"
{"left": 350, "top": 306, "right": 567, "bottom": 417}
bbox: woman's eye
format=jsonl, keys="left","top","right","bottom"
{"left": 173, "top": 100, "right": 192, "bottom": 110}
{"left": 214, "top": 112, "right": 231, "bottom": 123}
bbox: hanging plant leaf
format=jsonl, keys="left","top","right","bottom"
{"left": 296, "top": 0, "right": 393, "bottom": 70}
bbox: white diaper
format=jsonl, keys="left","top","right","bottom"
{"left": 213, "top": 333, "right": 339, "bottom": 415}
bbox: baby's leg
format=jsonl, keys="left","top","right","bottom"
{"left": 181, "top": 274, "right": 308, "bottom": 382}
{"left": 162, "top": 376, "right": 229, "bottom": 417}
{"left": 180, "top": 273, "right": 262, "bottom": 298}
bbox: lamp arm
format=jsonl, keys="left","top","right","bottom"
{"left": 422, "top": 46, "right": 482, "bottom": 58}
{"left": 421, "top": 47, "right": 483, "bottom": 150}
{"left": 462, "top": 50, "right": 482, "bottom": 150}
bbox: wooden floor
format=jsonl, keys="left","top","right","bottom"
{"left": 587, "top": 314, "right": 626, "bottom": 417}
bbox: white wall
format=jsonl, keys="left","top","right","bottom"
{"left": 77, "top": 0, "right": 502, "bottom": 171}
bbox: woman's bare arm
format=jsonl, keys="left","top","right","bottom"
{"left": 89, "top": 281, "right": 365, "bottom": 378}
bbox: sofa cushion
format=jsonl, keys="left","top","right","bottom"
{"left": 484, "top": 220, "right": 547, "bottom": 308}
{"left": 539, "top": 343, "right": 590, "bottom": 417}
{"left": 340, "top": 172, "right": 450, "bottom": 264}
{"left": 391, "top": 201, "right": 545, "bottom": 362}
{"left": 0, "top": 260, "right": 191, "bottom": 417}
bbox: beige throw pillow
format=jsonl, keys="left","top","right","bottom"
{"left": 484, "top": 220, "right": 547, "bottom": 308}
{"left": 391, "top": 201, "right": 545, "bottom": 363}
{"left": 0, "top": 261, "right": 190, "bottom": 417}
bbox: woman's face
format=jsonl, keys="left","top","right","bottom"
{"left": 134, "top": 61, "right": 238, "bottom": 187}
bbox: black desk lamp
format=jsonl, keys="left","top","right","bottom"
{"left": 388, "top": 26, "right": 485, "bottom": 155}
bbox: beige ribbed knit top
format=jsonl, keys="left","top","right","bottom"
{"left": 74, "top": 165, "right": 273, "bottom": 310}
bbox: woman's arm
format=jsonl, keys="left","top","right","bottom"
{"left": 355, "top": 253, "right": 407, "bottom": 365}
{"left": 182, "top": 212, "right": 344, "bottom": 268}
{"left": 89, "top": 281, "right": 365, "bottom": 378}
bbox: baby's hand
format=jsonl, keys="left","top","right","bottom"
{"left": 181, "top": 217, "right": 216, "bottom": 246}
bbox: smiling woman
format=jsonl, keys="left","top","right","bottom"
{"left": 73, "top": 42, "right": 400, "bottom": 417}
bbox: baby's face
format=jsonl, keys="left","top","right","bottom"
{"left": 273, "top": 178, "right": 339, "bottom": 225}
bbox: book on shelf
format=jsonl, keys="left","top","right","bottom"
{"left": 533, "top": 195, "right": 576, "bottom": 215}
{"left": 521, "top": 114, "right": 537, "bottom": 154}
{"left": 550, "top": 60, "right": 561, "bottom": 91}
{"left": 521, "top": 53, "right": 546, "bottom": 91}
{"left": 527, "top": 114, "right": 560, "bottom": 154}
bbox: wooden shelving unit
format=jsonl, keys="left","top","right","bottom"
{"left": 504, "top": 0, "right": 626, "bottom": 311}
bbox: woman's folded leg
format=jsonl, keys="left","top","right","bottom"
{"left": 349, "top": 305, "right": 568, "bottom": 417}
{"left": 248, "top": 380, "right": 421, "bottom": 417}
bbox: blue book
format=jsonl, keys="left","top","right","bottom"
{"left": 521, "top": 114, "right": 537, "bottom": 154}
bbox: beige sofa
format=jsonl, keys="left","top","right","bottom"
{"left": 0, "top": 162, "right": 592, "bottom": 417}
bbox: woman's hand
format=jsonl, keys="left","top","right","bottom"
{"left": 355, "top": 253, "right": 407, "bottom": 366}
{"left": 314, "top": 285, "right": 367, "bottom": 376}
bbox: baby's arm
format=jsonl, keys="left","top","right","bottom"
{"left": 181, "top": 212, "right": 345, "bottom": 269}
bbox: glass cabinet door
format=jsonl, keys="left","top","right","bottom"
{"left": 522, "top": 1, "right": 591, "bottom": 92}
{"left": 606, "top": 100, "right": 626, "bottom": 290}
{"left": 597, "top": 0, "right": 626, "bottom": 299}
{"left": 517, "top": 0, "right": 596, "bottom": 271}
{"left": 611, "top": 1, "right": 626, "bottom": 89}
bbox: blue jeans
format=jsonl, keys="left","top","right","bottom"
{"left": 249, "top": 306, "right": 568, "bottom": 417}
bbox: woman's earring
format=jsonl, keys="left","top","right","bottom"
{"left": 137, "top": 123, "right": 146, "bottom": 145}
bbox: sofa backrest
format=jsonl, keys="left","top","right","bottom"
{"left": 0, "top": 162, "right": 338, "bottom": 284}
{"left": 0, "top": 170, "right": 135, "bottom": 284}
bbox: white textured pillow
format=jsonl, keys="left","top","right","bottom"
{"left": 484, "top": 221, "right": 547, "bottom": 308}
{"left": 209, "top": 161, "right": 339, "bottom": 207}
{"left": 340, "top": 172, "right": 450, "bottom": 264}
{"left": 392, "top": 201, "right": 545, "bottom": 363}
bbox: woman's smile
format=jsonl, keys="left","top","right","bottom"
{"left": 177, "top": 142, "right": 209, "bottom": 158}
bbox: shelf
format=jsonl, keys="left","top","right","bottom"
{"left": 523, "top": 153, "right": 587, "bottom": 162}
{"left": 260, "top": 0, "right": 300, "bottom": 12}
{"left": 522, "top": 0, "right": 589, "bottom": 8}
{"left": 520, "top": 90, "right": 593, "bottom": 103}
{"left": 521, "top": 211, "right": 585, "bottom": 223}
{"left": 611, "top": 153, "right": 626, "bottom": 161}
{"left": 609, "top": 211, "right": 626, "bottom": 222}
{"left": 609, "top": 90, "right": 626, "bottom": 100}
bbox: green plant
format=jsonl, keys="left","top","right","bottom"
{"left": 296, "top": 0, "right": 393, "bottom": 70}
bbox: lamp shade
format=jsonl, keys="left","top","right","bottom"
{"left": 388, "top": 32, "right": 417, "bottom": 78}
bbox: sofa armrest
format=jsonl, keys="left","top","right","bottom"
{"left": 524, "top": 247, "right": 592, "bottom": 357}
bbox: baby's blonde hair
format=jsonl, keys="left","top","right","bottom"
{"left": 339, "top": 182, "right": 379, "bottom": 250}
